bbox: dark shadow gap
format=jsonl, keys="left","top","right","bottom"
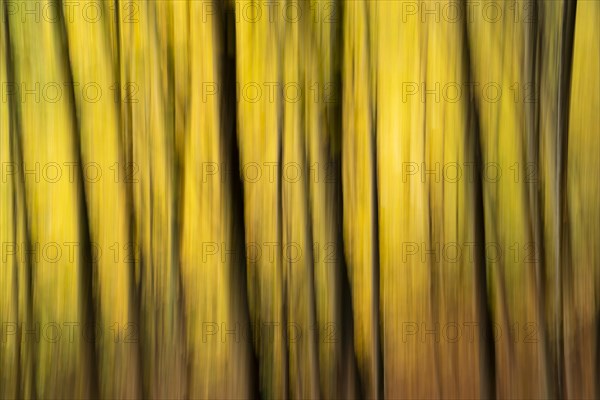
{"left": 461, "top": 1, "right": 497, "bottom": 398}
{"left": 56, "top": 0, "right": 100, "bottom": 397}
{"left": 216, "top": 1, "right": 260, "bottom": 398}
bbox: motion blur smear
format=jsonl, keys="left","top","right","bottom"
{"left": 1, "top": 0, "right": 599, "bottom": 399}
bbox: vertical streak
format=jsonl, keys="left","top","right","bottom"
{"left": 461, "top": 1, "right": 496, "bottom": 397}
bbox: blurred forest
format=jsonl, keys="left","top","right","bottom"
{"left": 0, "top": 0, "right": 599, "bottom": 399}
